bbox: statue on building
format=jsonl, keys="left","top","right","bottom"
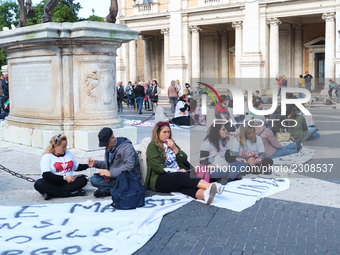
{"left": 17, "top": 0, "right": 118, "bottom": 27}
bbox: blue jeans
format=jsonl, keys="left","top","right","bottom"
{"left": 90, "top": 175, "right": 115, "bottom": 191}
{"left": 306, "top": 83, "right": 311, "bottom": 92}
{"left": 305, "top": 126, "right": 318, "bottom": 141}
{"left": 169, "top": 97, "right": 178, "bottom": 113}
{"left": 269, "top": 142, "right": 298, "bottom": 159}
{"left": 136, "top": 97, "right": 144, "bottom": 113}
{"left": 117, "top": 100, "right": 123, "bottom": 111}
{"left": 126, "top": 94, "right": 131, "bottom": 107}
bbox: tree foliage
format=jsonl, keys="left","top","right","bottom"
{"left": 0, "top": 0, "right": 106, "bottom": 68}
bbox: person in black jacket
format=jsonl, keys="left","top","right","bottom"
{"left": 34, "top": 134, "right": 89, "bottom": 200}
{"left": 117, "top": 81, "right": 125, "bottom": 112}
{"left": 134, "top": 81, "right": 145, "bottom": 114}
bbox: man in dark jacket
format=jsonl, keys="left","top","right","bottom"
{"left": 88, "top": 127, "right": 141, "bottom": 197}
{"left": 134, "top": 82, "right": 145, "bottom": 114}
{"left": 117, "top": 81, "right": 125, "bottom": 112}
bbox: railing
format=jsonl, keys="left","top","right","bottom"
{"left": 205, "top": 0, "right": 220, "bottom": 3}
{"left": 137, "top": 3, "right": 152, "bottom": 12}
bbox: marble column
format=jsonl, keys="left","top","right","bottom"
{"left": 161, "top": 28, "right": 169, "bottom": 92}
{"left": 142, "top": 35, "right": 152, "bottom": 81}
{"left": 232, "top": 21, "right": 242, "bottom": 79}
{"left": 267, "top": 18, "right": 282, "bottom": 82}
{"left": 322, "top": 13, "right": 336, "bottom": 86}
{"left": 293, "top": 24, "right": 303, "bottom": 78}
{"left": 189, "top": 25, "right": 202, "bottom": 80}
{"left": 129, "top": 40, "right": 137, "bottom": 82}
{"left": 219, "top": 30, "right": 229, "bottom": 82}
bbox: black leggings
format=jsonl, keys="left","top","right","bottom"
{"left": 155, "top": 172, "right": 200, "bottom": 198}
{"left": 34, "top": 175, "right": 88, "bottom": 198}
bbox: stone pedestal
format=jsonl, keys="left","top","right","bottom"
{"left": 0, "top": 21, "right": 139, "bottom": 150}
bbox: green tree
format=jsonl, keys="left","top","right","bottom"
{"left": 85, "top": 15, "right": 105, "bottom": 22}
{"left": 0, "top": 0, "right": 19, "bottom": 69}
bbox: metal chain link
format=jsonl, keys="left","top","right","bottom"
{"left": 0, "top": 164, "right": 36, "bottom": 183}
{"left": 131, "top": 112, "right": 155, "bottom": 126}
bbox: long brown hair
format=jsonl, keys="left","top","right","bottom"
{"left": 43, "top": 134, "right": 67, "bottom": 155}
{"left": 151, "top": 122, "right": 173, "bottom": 150}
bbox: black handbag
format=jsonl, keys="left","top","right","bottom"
{"left": 151, "top": 96, "right": 158, "bottom": 103}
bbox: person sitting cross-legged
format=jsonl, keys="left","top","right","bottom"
{"left": 34, "top": 134, "right": 88, "bottom": 200}
{"left": 88, "top": 127, "right": 141, "bottom": 198}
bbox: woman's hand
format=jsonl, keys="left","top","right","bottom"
{"left": 247, "top": 158, "right": 257, "bottom": 166}
{"left": 166, "top": 139, "right": 178, "bottom": 154}
{"left": 236, "top": 158, "right": 247, "bottom": 163}
{"left": 177, "top": 169, "right": 187, "bottom": 173}
{"left": 100, "top": 170, "right": 111, "bottom": 177}
{"left": 88, "top": 158, "right": 95, "bottom": 168}
{"left": 65, "top": 176, "right": 75, "bottom": 183}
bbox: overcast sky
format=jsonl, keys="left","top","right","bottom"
{"left": 77, "top": 0, "right": 110, "bottom": 19}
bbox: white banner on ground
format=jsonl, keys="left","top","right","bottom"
{"left": 0, "top": 194, "right": 193, "bottom": 255}
{"left": 209, "top": 177, "right": 290, "bottom": 212}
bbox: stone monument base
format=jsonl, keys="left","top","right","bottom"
{"left": 0, "top": 121, "right": 137, "bottom": 150}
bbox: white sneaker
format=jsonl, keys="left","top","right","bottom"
{"left": 204, "top": 183, "right": 217, "bottom": 205}
{"left": 214, "top": 182, "right": 225, "bottom": 195}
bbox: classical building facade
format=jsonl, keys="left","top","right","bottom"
{"left": 116, "top": 0, "right": 340, "bottom": 94}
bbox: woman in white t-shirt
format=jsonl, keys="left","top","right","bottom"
{"left": 171, "top": 94, "right": 193, "bottom": 126}
{"left": 34, "top": 134, "right": 89, "bottom": 200}
{"left": 230, "top": 125, "right": 273, "bottom": 175}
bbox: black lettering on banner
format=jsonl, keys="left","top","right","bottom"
{"left": 5, "top": 235, "right": 32, "bottom": 244}
{"left": 251, "top": 178, "right": 281, "bottom": 187}
{"left": 70, "top": 202, "right": 101, "bottom": 214}
{"left": 2, "top": 250, "right": 24, "bottom": 255}
{"left": 41, "top": 231, "right": 62, "bottom": 240}
{"left": 61, "top": 218, "right": 70, "bottom": 226}
{"left": 0, "top": 222, "right": 21, "bottom": 229}
{"left": 30, "top": 247, "right": 56, "bottom": 255}
{"left": 66, "top": 229, "right": 87, "bottom": 238}
{"left": 93, "top": 227, "right": 113, "bottom": 237}
{"left": 91, "top": 244, "right": 113, "bottom": 253}
{"left": 144, "top": 198, "right": 180, "bottom": 208}
{"left": 33, "top": 220, "right": 53, "bottom": 229}
{"left": 61, "top": 246, "right": 81, "bottom": 254}
{"left": 100, "top": 204, "right": 116, "bottom": 213}
{"left": 15, "top": 206, "right": 40, "bottom": 218}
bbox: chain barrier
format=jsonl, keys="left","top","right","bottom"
{"left": 0, "top": 164, "right": 36, "bottom": 183}
{"left": 131, "top": 112, "right": 155, "bottom": 126}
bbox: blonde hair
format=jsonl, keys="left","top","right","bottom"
{"left": 138, "top": 81, "right": 143, "bottom": 86}
{"left": 43, "top": 134, "right": 67, "bottom": 155}
{"left": 238, "top": 125, "right": 256, "bottom": 147}
{"left": 176, "top": 80, "right": 180, "bottom": 85}
{"left": 151, "top": 123, "right": 173, "bottom": 150}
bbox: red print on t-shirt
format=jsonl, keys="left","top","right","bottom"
{"left": 54, "top": 161, "right": 74, "bottom": 173}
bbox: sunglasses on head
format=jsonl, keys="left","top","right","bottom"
{"left": 55, "top": 134, "right": 62, "bottom": 143}
{"left": 157, "top": 122, "right": 170, "bottom": 127}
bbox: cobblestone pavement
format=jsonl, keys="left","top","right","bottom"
{"left": 136, "top": 198, "right": 340, "bottom": 255}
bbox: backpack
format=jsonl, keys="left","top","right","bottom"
{"left": 110, "top": 171, "right": 145, "bottom": 210}
{"left": 324, "top": 98, "right": 333, "bottom": 105}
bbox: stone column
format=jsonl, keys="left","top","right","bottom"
{"left": 189, "top": 25, "right": 202, "bottom": 80}
{"left": 219, "top": 30, "right": 229, "bottom": 82}
{"left": 293, "top": 24, "right": 303, "bottom": 78}
{"left": 142, "top": 35, "right": 152, "bottom": 81}
{"left": 129, "top": 40, "right": 137, "bottom": 82}
{"left": 161, "top": 28, "right": 169, "bottom": 92}
{"left": 232, "top": 21, "right": 243, "bottom": 79}
{"left": 322, "top": 13, "right": 336, "bottom": 88}
{"left": 267, "top": 18, "right": 282, "bottom": 83}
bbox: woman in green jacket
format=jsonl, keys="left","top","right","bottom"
{"left": 145, "top": 122, "right": 223, "bottom": 205}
